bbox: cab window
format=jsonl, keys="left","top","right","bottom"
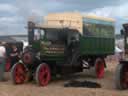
{"left": 34, "top": 29, "right": 40, "bottom": 41}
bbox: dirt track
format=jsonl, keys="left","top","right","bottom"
{"left": 0, "top": 60, "right": 128, "bottom": 96}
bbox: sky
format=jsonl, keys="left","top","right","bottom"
{"left": 0, "top": 0, "right": 128, "bottom": 35}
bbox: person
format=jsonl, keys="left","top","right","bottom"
{"left": 115, "top": 46, "right": 123, "bottom": 61}
{"left": 4, "top": 43, "right": 11, "bottom": 72}
{"left": 10, "top": 44, "right": 20, "bottom": 68}
{"left": 0, "top": 42, "right": 6, "bottom": 81}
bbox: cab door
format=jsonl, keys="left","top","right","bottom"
{"left": 31, "top": 29, "right": 41, "bottom": 52}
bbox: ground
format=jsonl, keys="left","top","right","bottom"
{"left": 0, "top": 59, "right": 128, "bottom": 96}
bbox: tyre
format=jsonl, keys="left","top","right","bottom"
{"left": 115, "top": 64, "right": 128, "bottom": 90}
{"left": 94, "top": 58, "right": 105, "bottom": 79}
{"left": 35, "top": 63, "right": 51, "bottom": 86}
{"left": 11, "top": 63, "right": 27, "bottom": 84}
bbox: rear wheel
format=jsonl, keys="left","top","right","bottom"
{"left": 115, "top": 64, "right": 128, "bottom": 89}
{"left": 95, "top": 58, "right": 105, "bottom": 79}
{"left": 35, "top": 63, "right": 51, "bottom": 86}
{"left": 11, "top": 63, "right": 27, "bottom": 84}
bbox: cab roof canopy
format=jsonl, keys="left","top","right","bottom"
{"left": 35, "top": 23, "right": 79, "bottom": 31}
{"left": 83, "top": 14, "right": 115, "bottom": 22}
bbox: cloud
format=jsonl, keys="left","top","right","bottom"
{"left": 0, "top": 16, "right": 25, "bottom": 35}
{"left": 0, "top": 16, "right": 23, "bottom": 24}
{"left": 0, "top": 0, "right": 128, "bottom": 35}
{"left": 85, "top": 7, "right": 113, "bottom": 17}
{"left": 85, "top": 2, "right": 128, "bottom": 18}
{"left": 81, "top": 2, "right": 128, "bottom": 34}
{"left": 0, "top": 3, "right": 18, "bottom": 13}
{"left": 14, "top": 0, "right": 121, "bottom": 16}
{"left": 41, "top": 0, "right": 120, "bottom": 12}
{"left": 117, "top": 3, "right": 128, "bottom": 17}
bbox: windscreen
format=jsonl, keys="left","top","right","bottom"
{"left": 45, "top": 29, "right": 67, "bottom": 43}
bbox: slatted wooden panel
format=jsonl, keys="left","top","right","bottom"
{"left": 44, "top": 12, "right": 83, "bottom": 34}
{"left": 43, "top": 12, "right": 115, "bottom": 35}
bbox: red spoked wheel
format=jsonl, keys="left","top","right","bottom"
{"left": 11, "top": 63, "right": 27, "bottom": 84}
{"left": 35, "top": 63, "right": 51, "bottom": 86}
{"left": 95, "top": 58, "right": 105, "bottom": 79}
{"left": 5, "top": 58, "right": 11, "bottom": 72}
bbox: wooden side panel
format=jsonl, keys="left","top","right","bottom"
{"left": 79, "top": 36, "right": 115, "bottom": 55}
{"left": 44, "top": 12, "right": 83, "bottom": 34}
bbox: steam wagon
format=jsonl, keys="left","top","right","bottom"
{"left": 115, "top": 23, "right": 128, "bottom": 90}
{"left": 11, "top": 13, "right": 115, "bottom": 86}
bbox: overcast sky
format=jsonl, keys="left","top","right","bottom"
{"left": 0, "top": 0, "right": 128, "bottom": 35}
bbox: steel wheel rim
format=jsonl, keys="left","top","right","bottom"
{"left": 38, "top": 65, "right": 51, "bottom": 86}
{"left": 14, "top": 63, "right": 26, "bottom": 84}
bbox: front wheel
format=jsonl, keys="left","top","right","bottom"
{"left": 35, "top": 63, "right": 51, "bottom": 86}
{"left": 11, "top": 63, "right": 27, "bottom": 84}
{"left": 115, "top": 64, "right": 128, "bottom": 89}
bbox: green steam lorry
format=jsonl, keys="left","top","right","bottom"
{"left": 11, "top": 13, "right": 115, "bottom": 86}
{"left": 115, "top": 23, "right": 128, "bottom": 90}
